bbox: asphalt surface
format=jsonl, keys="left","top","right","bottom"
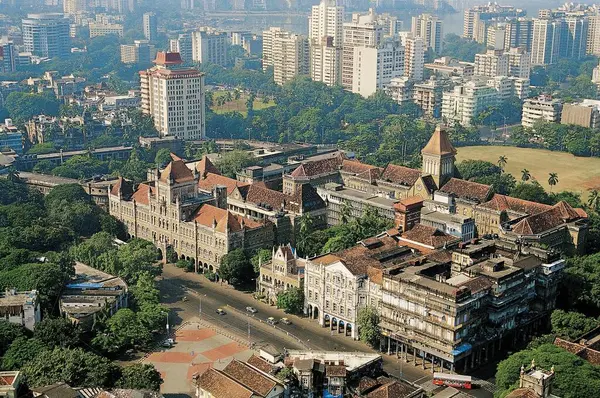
{"left": 157, "top": 264, "right": 494, "bottom": 397}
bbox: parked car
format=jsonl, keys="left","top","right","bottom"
{"left": 216, "top": 308, "right": 226, "bottom": 315}
{"left": 266, "top": 317, "right": 278, "bottom": 325}
{"left": 162, "top": 338, "right": 174, "bottom": 348}
{"left": 246, "top": 306, "right": 258, "bottom": 314}
{"left": 280, "top": 317, "right": 291, "bottom": 325}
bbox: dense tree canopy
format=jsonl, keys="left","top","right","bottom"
{"left": 219, "top": 249, "right": 254, "bottom": 286}
{"left": 357, "top": 307, "right": 381, "bottom": 348}
{"left": 277, "top": 287, "right": 304, "bottom": 314}
{"left": 117, "top": 364, "right": 162, "bottom": 391}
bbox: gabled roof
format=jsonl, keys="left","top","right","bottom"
{"left": 511, "top": 201, "right": 585, "bottom": 235}
{"left": 110, "top": 177, "right": 134, "bottom": 200}
{"left": 31, "top": 382, "right": 80, "bottom": 398}
{"left": 193, "top": 204, "right": 263, "bottom": 232}
{"left": 401, "top": 224, "right": 460, "bottom": 249}
{"left": 222, "top": 359, "right": 278, "bottom": 396}
{"left": 131, "top": 183, "right": 155, "bottom": 205}
{"left": 246, "top": 355, "right": 273, "bottom": 374}
{"left": 170, "top": 153, "right": 182, "bottom": 161}
{"left": 237, "top": 183, "right": 325, "bottom": 214}
{"left": 479, "top": 194, "right": 552, "bottom": 216}
{"left": 154, "top": 51, "right": 183, "bottom": 66}
{"left": 439, "top": 177, "right": 492, "bottom": 203}
{"left": 198, "top": 173, "right": 248, "bottom": 195}
{"left": 196, "top": 155, "right": 220, "bottom": 178}
{"left": 421, "top": 125, "right": 456, "bottom": 156}
{"left": 340, "top": 159, "right": 383, "bottom": 183}
{"left": 290, "top": 156, "right": 343, "bottom": 178}
{"left": 421, "top": 174, "right": 438, "bottom": 193}
{"left": 379, "top": 164, "right": 422, "bottom": 187}
{"left": 195, "top": 368, "right": 253, "bottom": 398}
{"left": 160, "top": 160, "right": 195, "bottom": 184}
{"left": 366, "top": 380, "right": 419, "bottom": 398}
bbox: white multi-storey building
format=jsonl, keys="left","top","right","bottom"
{"left": 309, "top": 0, "right": 344, "bottom": 86}
{"left": 139, "top": 52, "right": 205, "bottom": 140}
{"left": 507, "top": 47, "right": 531, "bottom": 79}
{"left": 342, "top": 9, "right": 384, "bottom": 90}
{"left": 411, "top": 13, "right": 443, "bottom": 54}
{"left": 442, "top": 80, "right": 499, "bottom": 126}
{"left": 386, "top": 76, "right": 413, "bottom": 104}
{"left": 402, "top": 34, "right": 425, "bottom": 82}
{"left": 262, "top": 27, "right": 282, "bottom": 71}
{"left": 474, "top": 49, "right": 509, "bottom": 78}
{"left": 192, "top": 28, "right": 228, "bottom": 66}
{"left": 143, "top": 12, "right": 157, "bottom": 42}
{"left": 22, "top": 13, "right": 70, "bottom": 58}
{"left": 522, "top": 95, "right": 563, "bottom": 128}
{"left": 64, "top": 0, "right": 86, "bottom": 14}
{"left": 270, "top": 30, "right": 310, "bottom": 85}
{"left": 169, "top": 33, "right": 193, "bottom": 64}
{"left": 120, "top": 40, "right": 155, "bottom": 64}
{"left": 0, "top": 290, "right": 41, "bottom": 331}
{"left": 531, "top": 19, "right": 563, "bottom": 65}
{"left": 351, "top": 40, "right": 404, "bottom": 97}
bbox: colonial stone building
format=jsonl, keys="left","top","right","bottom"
{"left": 109, "top": 158, "right": 274, "bottom": 271}
{"left": 258, "top": 245, "right": 306, "bottom": 305}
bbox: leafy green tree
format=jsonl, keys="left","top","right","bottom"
{"left": 456, "top": 160, "right": 502, "bottom": 181}
{"left": 154, "top": 148, "right": 173, "bottom": 167}
{"left": 219, "top": 249, "right": 253, "bottom": 286}
{"left": 115, "top": 238, "right": 161, "bottom": 284}
{"left": 132, "top": 271, "right": 160, "bottom": 306}
{"left": 357, "top": 307, "right": 380, "bottom": 348}
{"left": 440, "top": 33, "right": 486, "bottom": 62}
{"left": 251, "top": 248, "right": 272, "bottom": 274}
{"left": 0, "top": 263, "right": 68, "bottom": 310}
{"left": 5, "top": 91, "right": 60, "bottom": 122}
{"left": 589, "top": 190, "right": 600, "bottom": 212}
{"left": 276, "top": 287, "right": 305, "bottom": 314}
{"left": 71, "top": 231, "right": 116, "bottom": 267}
{"left": 93, "top": 308, "right": 152, "bottom": 353}
{"left": 176, "top": 258, "right": 195, "bottom": 272}
{"left": 495, "top": 344, "right": 600, "bottom": 398}
{"left": 117, "top": 364, "right": 162, "bottom": 391}
{"left": 0, "top": 180, "right": 36, "bottom": 205}
{"left": 548, "top": 172, "right": 559, "bottom": 191}
{"left": 45, "top": 184, "right": 90, "bottom": 207}
{"left": 1, "top": 337, "right": 48, "bottom": 370}
{"left": 551, "top": 310, "right": 600, "bottom": 340}
{"left": 563, "top": 253, "right": 600, "bottom": 314}
{"left": 215, "top": 150, "right": 255, "bottom": 178}
{"left": 22, "top": 347, "right": 117, "bottom": 388}
{"left": 0, "top": 322, "right": 27, "bottom": 356}
{"left": 550, "top": 191, "right": 583, "bottom": 208}
{"left": 510, "top": 182, "right": 553, "bottom": 205}
{"left": 33, "top": 317, "right": 81, "bottom": 348}
{"left": 276, "top": 367, "right": 296, "bottom": 382}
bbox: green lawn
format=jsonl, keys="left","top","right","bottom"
{"left": 456, "top": 146, "right": 600, "bottom": 198}
{"left": 210, "top": 90, "right": 275, "bottom": 116}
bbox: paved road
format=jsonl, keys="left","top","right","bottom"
{"left": 157, "top": 264, "right": 493, "bottom": 398}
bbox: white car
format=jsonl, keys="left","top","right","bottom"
{"left": 246, "top": 306, "right": 258, "bottom": 314}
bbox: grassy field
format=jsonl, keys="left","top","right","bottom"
{"left": 210, "top": 90, "right": 275, "bottom": 116}
{"left": 456, "top": 146, "right": 600, "bottom": 198}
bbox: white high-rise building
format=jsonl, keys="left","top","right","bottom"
{"left": 563, "top": 17, "right": 588, "bottom": 59}
{"left": 263, "top": 28, "right": 309, "bottom": 85}
{"left": 143, "top": 12, "right": 157, "bottom": 42}
{"left": 309, "top": 0, "right": 344, "bottom": 86}
{"left": 22, "top": 13, "right": 71, "bottom": 59}
{"left": 411, "top": 13, "right": 443, "bottom": 54}
{"left": 64, "top": 0, "right": 86, "bottom": 14}
{"left": 402, "top": 34, "right": 425, "bottom": 82}
{"left": 531, "top": 19, "right": 563, "bottom": 65}
{"left": 507, "top": 47, "right": 531, "bottom": 79}
{"left": 342, "top": 9, "right": 384, "bottom": 90}
{"left": 351, "top": 40, "right": 404, "bottom": 97}
{"left": 442, "top": 80, "right": 499, "bottom": 126}
{"left": 474, "top": 49, "right": 509, "bottom": 78}
{"left": 139, "top": 52, "right": 205, "bottom": 140}
{"left": 169, "top": 33, "right": 193, "bottom": 64}
{"left": 522, "top": 95, "right": 563, "bottom": 128}
{"left": 192, "top": 28, "right": 228, "bottom": 66}
{"left": 587, "top": 15, "right": 600, "bottom": 56}
{"left": 121, "top": 40, "right": 155, "bottom": 64}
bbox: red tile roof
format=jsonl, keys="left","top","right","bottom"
{"left": 340, "top": 159, "right": 383, "bottom": 183}
{"left": 511, "top": 201, "right": 585, "bottom": 235}
{"left": 193, "top": 204, "right": 263, "bottom": 232}
{"left": 237, "top": 183, "right": 324, "bottom": 214}
{"left": 439, "top": 178, "right": 492, "bottom": 203}
{"left": 199, "top": 173, "right": 249, "bottom": 195}
{"left": 0, "top": 375, "right": 15, "bottom": 386}
{"left": 195, "top": 155, "right": 220, "bottom": 178}
{"left": 479, "top": 194, "right": 552, "bottom": 216}
{"left": 505, "top": 388, "right": 541, "bottom": 398}
{"left": 325, "top": 365, "right": 347, "bottom": 377}
{"left": 160, "top": 160, "right": 195, "bottom": 184}
{"left": 110, "top": 177, "right": 134, "bottom": 199}
{"left": 422, "top": 125, "right": 456, "bottom": 156}
{"left": 366, "top": 380, "right": 419, "bottom": 398}
{"left": 246, "top": 355, "right": 273, "bottom": 374}
{"left": 223, "top": 359, "right": 278, "bottom": 396}
{"left": 195, "top": 368, "right": 253, "bottom": 398}
{"left": 131, "top": 183, "right": 155, "bottom": 205}
{"left": 154, "top": 51, "right": 183, "bottom": 65}
{"left": 379, "top": 164, "right": 422, "bottom": 187}
{"left": 401, "top": 224, "right": 460, "bottom": 249}
{"left": 290, "top": 156, "right": 343, "bottom": 178}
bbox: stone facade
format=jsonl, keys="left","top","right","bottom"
{"left": 258, "top": 245, "right": 306, "bottom": 305}
{"left": 109, "top": 158, "right": 274, "bottom": 271}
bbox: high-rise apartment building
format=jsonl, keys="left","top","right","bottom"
{"left": 262, "top": 27, "right": 282, "bottom": 70}
{"left": 192, "top": 28, "right": 228, "bottom": 66}
{"left": 120, "top": 40, "right": 155, "bottom": 64}
{"left": 442, "top": 80, "right": 499, "bottom": 126}
{"left": 143, "top": 12, "right": 157, "bottom": 42}
{"left": 474, "top": 49, "right": 509, "bottom": 78}
{"left": 309, "top": 0, "right": 344, "bottom": 86}
{"left": 506, "top": 47, "right": 531, "bottom": 79}
{"left": 268, "top": 30, "right": 309, "bottom": 85}
{"left": 587, "top": 15, "right": 600, "bottom": 56}
{"left": 0, "top": 42, "right": 16, "bottom": 73}
{"left": 139, "top": 52, "right": 206, "bottom": 140}
{"left": 22, "top": 13, "right": 70, "bottom": 59}
{"left": 411, "top": 13, "right": 443, "bottom": 54}
{"left": 531, "top": 19, "right": 563, "bottom": 65}
{"left": 63, "top": 0, "right": 86, "bottom": 14}
{"left": 463, "top": 4, "right": 526, "bottom": 43}
{"left": 351, "top": 40, "right": 404, "bottom": 97}
{"left": 342, "top": 9, "right": 384, "bottom": 90}
{"left": 563, "top": 17, "right": 589, "bottom": 59}
{"left": 402, "top": 34, "right": 425, "bottom": 82}
{"left": 169, "top": 33, "right": 193, "bottom": 64}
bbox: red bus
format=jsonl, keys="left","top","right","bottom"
{"left": 433, "top": 372, "right": 473, "bottom": 389}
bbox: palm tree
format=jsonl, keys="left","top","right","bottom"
{"left": 588, "top": 190, "right": 600, "bottom": 212}
{"left": 497, "top": 155, "right": 508, "bottom": 172}
{"left": 521, "top": 169, "right": 531, "bottom": 182}
{"left": 548, "top": 172, "right": 559, "bottom": 191}
{"left": 6, "top": 166, "right": 20, "bottom": 182}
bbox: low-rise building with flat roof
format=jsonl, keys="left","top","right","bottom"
{"left": 0, "top": 371, "right": 23, "bottom": 398}
{"left": 522, "top": 95, "right": 562, "bottom": 128}
{"left": 0, "top": 289, "right": 41, "bottom": 331}
{"left": 59, "top": 262, "right": 128, "bottom": 329}
{"left": 560, "top": 99, "right": 600, "bottom": 128}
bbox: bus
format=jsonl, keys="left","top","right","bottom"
{"left": 433, "top": 372, "right": 473, "bottom": 389}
